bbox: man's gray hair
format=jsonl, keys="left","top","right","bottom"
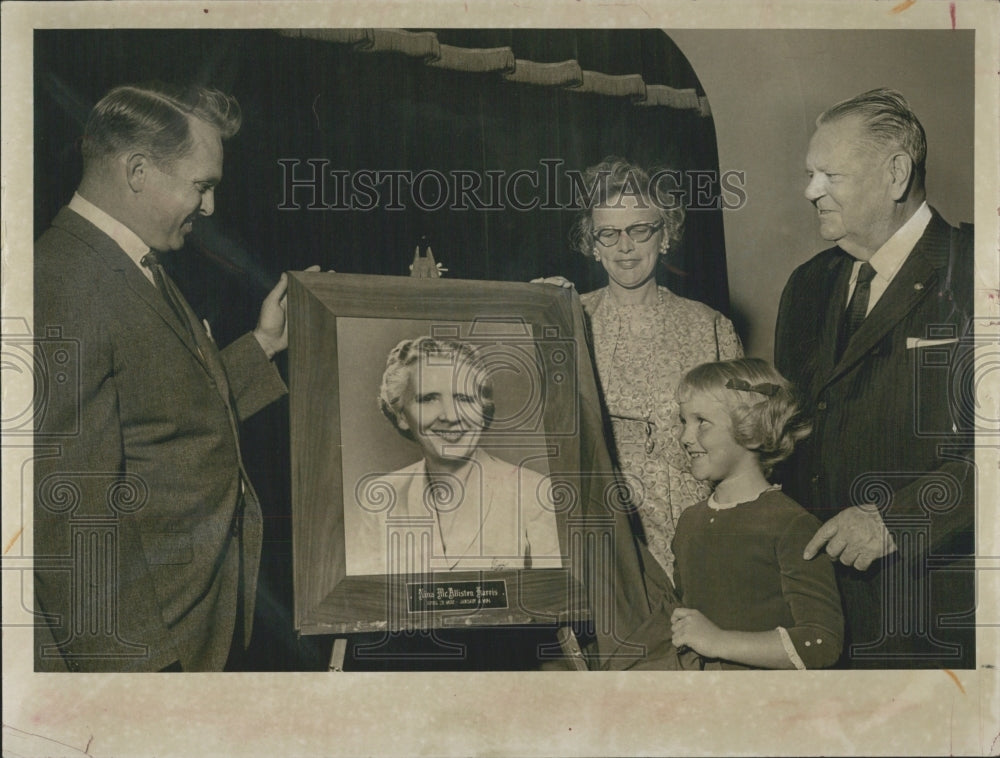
{"left": 818, "top": 88, "right": 927, "bottom": 187}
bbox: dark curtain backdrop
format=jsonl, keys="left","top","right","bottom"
{"left": 34, "top": 28, "right": 727, "bottom": 670}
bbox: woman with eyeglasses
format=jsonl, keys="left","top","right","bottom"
{"left": 537, "top": 157, "right": 742, "bottom": 581}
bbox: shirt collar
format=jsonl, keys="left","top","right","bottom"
{"left": 865, "top": 201, "right": 931, "bottom": 282}
{"left": 68, "top": 192, "right": 151, "bottom": 273}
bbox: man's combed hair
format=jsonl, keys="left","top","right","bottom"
{"left": 378, "top": 336, "right": 495, "bottom": 441}
{"left": 678, "top": 358, "right": 811, "bottom": 477}
{"left": 81, "top": 82, "right": 242, "bottom": 170}
{"left": 818, "top": 87, "right": 927, "bottom": 187}
{"left": 568, "top": 156, "right": 685, "bottom": 258}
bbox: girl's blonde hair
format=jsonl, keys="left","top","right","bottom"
{"left": 678, "top": 358, "right": 811, "bottom": 476}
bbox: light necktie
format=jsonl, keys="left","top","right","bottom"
{"left": 837, "top": 261, "right": 877, "bottom": 359}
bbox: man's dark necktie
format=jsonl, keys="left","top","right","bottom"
{"left": 141, "top": 251, "right": 201, "bottom": 348}
{"left": 140, "top": 251, "right": 230, "bottom": 402}
{"left": 837, "top": 261, "right": 877, "bottom": 359}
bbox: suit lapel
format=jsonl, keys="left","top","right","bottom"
{"left": 826, "top": 212, "right": 950, "bottom": 386}
{"left": 819, "top": 253, "right": 853, "bottom": 384}
{"left": 127, "top": 261, "right": 205, "bottom": 360}
{"left": 157, "top": 268, "right": 233, "bottom": 402}
{"left": 53, "top": 208, "right": 225, "bottom": 393}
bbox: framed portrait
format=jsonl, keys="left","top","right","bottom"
{"left": 288, "top": 272, "right": 609, "bottom": 636}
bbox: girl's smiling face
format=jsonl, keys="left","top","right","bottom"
{"left": 678, "top": 390, "right": 760, "bottom": 484}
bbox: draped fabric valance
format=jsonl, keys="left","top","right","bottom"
{"left": 36, "top": 27, "right": 731, "bottom": 323}
{"left": 278, "top": 28, "right": 711, "bottom": 116}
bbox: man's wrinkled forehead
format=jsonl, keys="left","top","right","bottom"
{"left": 808, "top": 115, "right": 885, "bottom": 163}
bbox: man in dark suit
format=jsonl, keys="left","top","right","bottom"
{"left": 34, "top": 83, "right": 295, "bottom": 671}
{"left": 774, "top": 89, "right": 975, "bottom": 668}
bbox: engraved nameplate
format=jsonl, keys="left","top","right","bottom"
{"left": 406, "top": 580, "right": 509, "bottom": 612}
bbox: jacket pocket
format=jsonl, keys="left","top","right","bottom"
{"left": 141, "top": 531, "right": 194, "bottom": 565}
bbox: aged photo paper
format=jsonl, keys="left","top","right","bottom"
{"left": 3, "top": 1, "right": 998, "bottom": 755}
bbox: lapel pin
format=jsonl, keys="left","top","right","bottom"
{"left": 913, "top": 283, "right": 924, "bottom": 291}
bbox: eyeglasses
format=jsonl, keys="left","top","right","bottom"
{"left": 592, "top": 221, "right": 664, "bottom": 247}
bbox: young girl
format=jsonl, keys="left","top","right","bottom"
{"left": 670, "top": 358, "right": 843, "bottom": 669}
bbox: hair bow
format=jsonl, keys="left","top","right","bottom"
{"left": 725, "top": 378, "right": 780, "bottom": 396}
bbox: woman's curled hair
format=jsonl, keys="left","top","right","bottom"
{"left": 568, "top": 156, "right": 685, "bottom": 258}
{"left": 378, "top": 336, "right": 495, "bottom": 440}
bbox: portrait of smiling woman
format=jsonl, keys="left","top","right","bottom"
{"left": 347, "top": 335, "right": 562, "bottom": 576}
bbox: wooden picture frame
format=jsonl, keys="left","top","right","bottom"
{"left": 288, "top": 273, "right": 602, "bottom": 636}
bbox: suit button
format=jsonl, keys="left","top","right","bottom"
{"left": 817, "top": 401, "right": 827, "bottom": 411}
{"left": 811, "top": 475, "right": 821, "bottom": 485}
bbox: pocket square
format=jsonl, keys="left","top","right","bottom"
{"left": 906, "top": 337, "right": 958, "bottom": 349}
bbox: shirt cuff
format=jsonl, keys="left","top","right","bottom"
{"left": 777, "top": 626, "right": 806, "bottom": 670}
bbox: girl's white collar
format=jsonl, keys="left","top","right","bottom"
{"left": 707, "top": 484, "right": 781, "bottom": 511}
